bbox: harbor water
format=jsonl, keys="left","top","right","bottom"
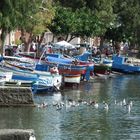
{"left": 0, "top": 75, "right": 140, "bottom": 140}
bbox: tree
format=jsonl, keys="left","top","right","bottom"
{"left": 105, "top": 0, "right": 140, "bottom": 49}
{"left": 0, "top": 0, "right": 55, "bottom": 55}
{"left": 0, "top": 0, "right": 40, "bottom": 55}
{"left": 49, "top": 6, "right": 100, "bottom": 41}
{"left": 0, "top": 0, "right": 17, "bottom": 54}
{"left": 17, "top": 0, "right": 55, "bottom": 52}
{"left": 49, "top": 0, "right": 115, "bottom": 42}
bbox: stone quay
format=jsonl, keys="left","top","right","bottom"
{"left": 0, "top": 86, "right": 35, "bottom": 107}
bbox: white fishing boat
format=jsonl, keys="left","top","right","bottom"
{"left": 32, "top": 70, "right": 62, "bottom": 93}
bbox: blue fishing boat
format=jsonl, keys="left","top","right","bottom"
{"left": 16, "top": 53, "right": 87, "bottom": 75}
{"left": 74, "top": 51, "right": 92, "bottom": 61}
{"left": 0, "top": 63, "right": 39, "bottom": 84}
{"left": 0, "top": 59, "right": 62, "bottom": 94}
{"left": 45, "top": 54, "right": 94, "bottom": 81}
{"left": 32, "top": 75, "right": 62, "bottom": 94}
{"left": 15, "top": 52, "right": 94, "bottom": 81}
{"left": 102, "top": 58, "right": 113, "bottom": 67}
{"left": 112, "top": 55, "right": 140, "bottom": 74}
{"left": 73, "top": 51, "right": 112, "bottom": 75}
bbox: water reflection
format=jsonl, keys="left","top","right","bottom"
{"left": 0, "top": 75, "right": 140, "bottom": 139}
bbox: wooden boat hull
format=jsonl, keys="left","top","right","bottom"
{"left": 64, "top": 74, "right": 81, "bottom": 84}
{"left": 46, "top": 56, "right": 93, "bottom": 74}
{"left": 94, "top": 64, "right": 111, "bottom": 75}
{"left": 36, "top": 63, "right": 86, "bottom": 75}
{"left": 59, "top": 68, "right": 85, "bottom": 75}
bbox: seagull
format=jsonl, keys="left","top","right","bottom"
{"left": 129, "top": 101, "right": 133, "bottom": 107}
{"left": 52, "top": 101, "right": 58, "bottom": 106}
{"left": 82, "top": 101, "right": 88, "bottom": 105}
{"left": 71, "top": 101, "right": 76, "bottom": 107}
{"left": 90, "top": 100, "right": 99, "bottom": 108}
{"left": 60, "top": 101, "right": 65, "bottom": 107}
{"left": 94, "top": 102, "right": 99, "bottom": 109}
{"left": 68, "top": 99, "right": 73, "bottom": 102}
{"left": 104, "top": 103, "right": 109, "bottom": 111}
{"left": 127, "top": 104, "right": 131, "bottom": 113}
{"left": 123, "top": 99, "right": 126, "bottom": 106}
{"left": 29, "top": 133, "right": 36, "bottom": 140}
{"left": 56, "top": 104, "right": 62, "bottom": 111}
{"left": 114, "top": 100, "right": 117, "bottom": 105}
{"left": 38, "top": 102, "right": 48, "bottom": 108}
{"left": 78, "top": 99, "right": 83, "bottom": 103}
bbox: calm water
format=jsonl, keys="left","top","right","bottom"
{"left": 1, "top": 75, "right": 140, "bottom": 140}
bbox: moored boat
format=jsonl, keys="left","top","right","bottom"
{"left": 0, "top": 71, "right": 13, "bottom": 85}
{"left": 0, "top": 58, "right": 62, "bottom": 93}
{"left": 15, "top": 52, "right": 94, "bottom": 81}
{"left": 64, "top": 74, "right": 81, "bottom": 84}
{"left": 45, "top": 54, "right": 94, "bottom": 80}
{"left": 94, "top": 63, "right": 111, "bottom": 75}
{"left": 112, "top": 55, "right": 140, "bottom": 74}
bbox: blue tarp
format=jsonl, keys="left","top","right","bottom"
{"left": 46, "top": 56, "right": 74, "bottom": 64}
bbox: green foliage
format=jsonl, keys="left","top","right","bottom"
{"left": 0, "top": 0, "right": 54, "bottom": 34}
{"left": 18, "top": 0, "right": 55, "bottom": 35}
{"left": 73, "top": 8, "right": 99, "bottom": 37}
{"left": 105, "top": 0, "right": 140, "bottom": 47}
{"left": 15, "top": 39, "right": 22, "bottom": 45}
{"left": 54, "top": 0, "right": 86, "bottom": 9}
{"left": 2, "top": 0, "right": 140, "bottom": 52}
{"left": 0, "top": 0, "right": 55, "bottom": 54}
{"left": 50, "top": 0, "right": 115, "bottom": 40}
